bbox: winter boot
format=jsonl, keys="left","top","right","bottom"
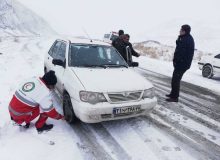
{"left": 165, "top": 97, "right": 178, "bottom": 102}
{"left": 24, "top": 123, "right": 30, "bottom": 129}
{"left": 165, "top": 94, "right": 172, "bottom": 97}
{"left": 37, "top": 124, "right": 53, "bottom": 133}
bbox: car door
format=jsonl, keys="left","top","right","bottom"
{"left": 53, "top": 41, "right": 68, "bottom": 93}
{"left": 213, "top": 54, "right": 220, "bottom": 73}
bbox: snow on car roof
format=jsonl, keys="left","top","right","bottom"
{"left": 61, "top": 37, "right": 111, "bottom": 46}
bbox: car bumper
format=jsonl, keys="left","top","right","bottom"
{"left": 71, "top": 97, "right": 157, "bottom": 123}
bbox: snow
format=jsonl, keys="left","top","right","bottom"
{"left": 0, "top": 0, "right": 56, "bottom": 36}
{"left": 0, "top": 38, "right": 83, "bottom": 160}
{"left": 134, "top": 56, "right": 220, "bottom": 94}
{"left": 0, "top": 0, "right": 220, "bottom": 159}
{"left": 156, "top": 106, "right": 220, "bottom": 146}
{"left": 0, "top": 37, "right": 219, "bottom": 160}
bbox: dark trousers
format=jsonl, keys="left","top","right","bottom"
{"left": 170, "top": 69, "right": 186, "bottom": 98}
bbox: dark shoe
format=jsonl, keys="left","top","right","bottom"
{"left": 165, "top": 94, "right": 172, "bottom": 97}
{"left": 37, "top": 124, "right": 53, "bottom": 133}
{"left": 23, "top": 123, "right": 30, "bottom": 129}
{"left": 166, "top": 97, "right": 178, "bottom": 102}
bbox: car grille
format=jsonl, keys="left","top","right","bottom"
{"left": 108, "top": 91, "right": 142, "bottom": 103}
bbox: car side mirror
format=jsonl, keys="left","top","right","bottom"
{"left": 130, "top": 62, "right": 139, "bottom": 67}
{"left": 214, "top": 54, "right": 220, "bottom": 58}
{"left": 52, "top": 59, "right": 65, "bottom": 67}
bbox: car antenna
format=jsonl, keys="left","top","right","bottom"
{"left": 82, "top": 27, "right": 93, "bottom": 42}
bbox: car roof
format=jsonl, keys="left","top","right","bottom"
{"left": 58, "top": 37, "right": 111, "bottom": 46}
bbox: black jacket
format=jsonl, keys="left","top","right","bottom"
{"left": 112, "top": 38, "right": 139, "bottom": 62}
{"left": 173, "top": 34, "right": 195, "bottom": 71}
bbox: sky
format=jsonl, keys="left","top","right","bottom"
{"left": 16, "top": 0, "right": 220, "bottom": 51}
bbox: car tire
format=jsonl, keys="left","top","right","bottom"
{"left": 202, "top": 65, "right": 213, "bottom": 78}
{"left": 63, "top": 92, "right": 79, "bottom": 124}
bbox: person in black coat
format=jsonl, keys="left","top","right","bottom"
{"left": 166, "top": 24, "right": 195, "bottom": 102}
{"left": 113, "top": 33, "right": 140, "bottom": 64}
{"left": 123, "top": 34, "right": 140, "bottom": 64}
{"left": 112, "top": 30, "right": 124, "bottom": 48}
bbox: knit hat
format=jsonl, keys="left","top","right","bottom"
{"left": 118, "top": 30, "right": 124, "bottom": 36}
{"left": 42, "top": 70, "right": 57, "bottom": 86}
{"left": 181, "top": 24, "right": 191, "bottom": 34}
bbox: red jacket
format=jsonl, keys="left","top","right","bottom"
{"left": 9, "top": 77, "right": 63, "bottom": 120}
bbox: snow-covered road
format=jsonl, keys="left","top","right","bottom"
{"left": 0, "top": 38, "right": 220, "bottom": 160}
{"left": 65, "top": 68, "right": 220, "bottom": 160}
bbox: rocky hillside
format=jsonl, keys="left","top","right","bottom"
{"left": 134, "top": 40, "right": 212, "bottom": 61}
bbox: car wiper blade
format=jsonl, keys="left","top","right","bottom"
{"left": 80, "top": 64, "right": 107, "bottom": 68}
{"left": 101, "top": 64, "right": 128, "bottom": 68}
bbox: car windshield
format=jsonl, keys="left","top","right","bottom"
{"left": 68, "top": 44, "right": 128, "bottom": 68}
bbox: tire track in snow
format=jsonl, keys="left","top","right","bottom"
{"left": 135, "top": 68, "right": 220, "bottom": 159}
{"left": 137, "top": 68, "right": 220, "bottom": 123}
{"left": 154, "top": 87, "right": 220, "bottom": 133}
{"left": 71, "top": 122, "right": 113, "bottom": 160}
{"left": 87, "top": 123, "right": 132, "bottom": 160}
{"left": 102, "top": 120, "right": 160, "bottom": 160}
{"left": 140, "top": 115, "right": 218, "bottom": 160}
{"left": 151, "top": 109, "right": 220, "bottom": 160}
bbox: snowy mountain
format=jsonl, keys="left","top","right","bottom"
{"left": 0, "top": 0, "right": 56, "bottom": 37}
{"left": 134, "top": 40, "right": 212, "bottom": 61}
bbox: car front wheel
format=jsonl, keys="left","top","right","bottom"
{"left": 63, "top": 92, "right": 79, "bottom": 124}
{"left": 202, "top": 65, "right": 213, "bottom": 78}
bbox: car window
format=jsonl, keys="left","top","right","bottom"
{"left": 48, "top": 41, "right": 56, "bottom": 56}
{"left": 50, "top": 41, "right": 62, "bottom": 58}
{"left": 214, "top": 54, "right": 220, "bottom": 59}
{"left": 69, "top": 44, "right": 128, "bottom": 67}
{"left": 56, "top": 42, "right": 66, "bottom": 61}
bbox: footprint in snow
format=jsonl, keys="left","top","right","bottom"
{"left": 208, "top": 134, "right": 216, "bottom": 140}
{"left": 174, "top": 147, "right": 181, "bottom": 151}
{"left": 162, "top": 146, "right": 172, "bottom": 151}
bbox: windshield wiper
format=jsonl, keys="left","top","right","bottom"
{"left": 77, "top": 64, "right": 107, "bottom": 68}
{"left": 101, "top": 64, "right": 128, "bottom": 68}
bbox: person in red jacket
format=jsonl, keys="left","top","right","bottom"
{"left": 8, "top": 70, "right": 64, "bottom": 133}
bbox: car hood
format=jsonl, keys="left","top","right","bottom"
{"left": 71, "top": 68, "right": 153, "bottom": 92}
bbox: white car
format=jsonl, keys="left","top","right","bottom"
{"left": 44, "top": 38, "right": 157, "bottom": 123}
{"left": 198, "top": 53, "right": 220, "bottom": 78}
{"left": 103, "top": 31, "right": 118, "bottom": 44}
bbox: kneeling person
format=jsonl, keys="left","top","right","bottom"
{"left": 8, "top": 70, "right": 64, "bottom": 133}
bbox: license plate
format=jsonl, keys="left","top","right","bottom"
{"left": 113, "top": 105, "right": 141, "bottom": 115}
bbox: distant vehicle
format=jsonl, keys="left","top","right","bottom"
{"left": 103, "top": 31, "right": 119, "bottom": 43}
{"left": 198, "top": 53, "right": 220, "bottom": 78}
{"left": 44, "top": 38, "right": 157, "bottom": 123}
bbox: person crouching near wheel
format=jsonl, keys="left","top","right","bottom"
{"left": 8, "top": 70, "right": 64, "bottom": 133}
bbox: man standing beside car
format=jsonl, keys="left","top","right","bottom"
{"left": 113, "top": 33, "right": 140, "bottom": 65}
{"left": 166, "top": 24, "right": 195, "bottom": 102}
{"left": 123, "top": 34, "right": 140, "bottom": 63}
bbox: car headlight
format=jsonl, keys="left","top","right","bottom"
{"left": 142, "top": 88, "right": 155, "bottom": 99}
{"left": 79, "top": 91, "right": 107, "bottom": 104}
